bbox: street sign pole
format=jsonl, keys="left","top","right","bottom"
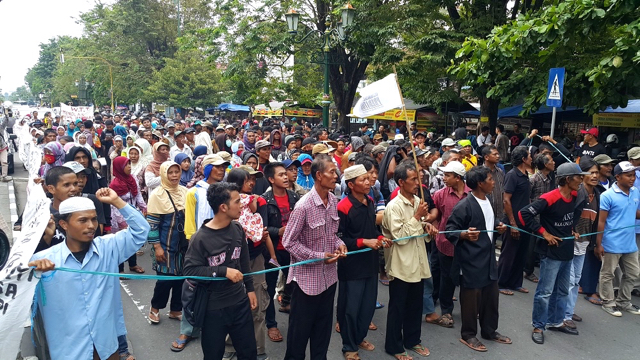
{"left": 546, "top": 68, "right": 565, "bottom": 139}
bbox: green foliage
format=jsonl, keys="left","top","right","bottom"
{"left": 144, "top": 49, "right": 228, "bottom": 108}
{"left": 8, "top": 86, "right": 36, "bottom": 103}
{"left": 450, "top": 0, "right": 640, "bottom": 116}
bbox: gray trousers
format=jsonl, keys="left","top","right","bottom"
{"left": 226, "top": 253, "right": 269, "bottom": 355}
{"left": 599, "top": 250, "right": 640, "bottom": 309}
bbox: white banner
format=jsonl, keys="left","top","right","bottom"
{"left": 351, "top": 74, "right": 404, "bottom": 118}
{"left": 59, "top": 103, "right": 94, "bottom": 121}
{"left": 0, "top": 182, "right": 51, "bottom": 358}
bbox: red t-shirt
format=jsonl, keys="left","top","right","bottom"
{"left": 275, "top": 194, "right": 290, "bottom": 250}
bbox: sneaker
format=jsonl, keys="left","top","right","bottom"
{"left": 257, "top": 354, "right": 269, "bottom": 360}
{"left": 1, "top": 176, "right": 12, "bottom": 182}
{"left": 222, "top": 352, "right": 236, "bottom": 360}
{"left": 623, "top": 304, "right": 640, "bottom": 315}
{"left": 602, "top": 305, "right": 622, "bottom": 317}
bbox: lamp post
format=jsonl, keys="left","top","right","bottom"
{"left": 74, "top": 78, "right": 94, "bottom": 106}
{"left": 285, "top": 4, "right": 356, "bottom": 128}
{"left": 60, "top": 50, "right": 115, "bottom": 112}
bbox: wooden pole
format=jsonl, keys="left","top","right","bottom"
{"left": 392, "top": 66, "right": 424, "bottom": 201}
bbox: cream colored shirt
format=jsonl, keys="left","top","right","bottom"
{"left": 382, "top": 192, "right": 431, "bottom": 283}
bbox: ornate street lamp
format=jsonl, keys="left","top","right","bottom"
{"left": 285, "top": 9, "right": 300, "bottom": 34}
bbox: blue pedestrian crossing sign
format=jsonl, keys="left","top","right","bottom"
{"left": 546, "top": 68, "right": 565, "bottom": 107}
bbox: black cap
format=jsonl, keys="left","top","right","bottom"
{"left": 302, "top": 137, "right": 317, "bottom": 147}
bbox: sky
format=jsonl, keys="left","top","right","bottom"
{"left": 0, "top": 0, "right": 112, "bottom": 95}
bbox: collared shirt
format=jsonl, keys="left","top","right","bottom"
{"left": 282, "top": 186, "right": 345, "bottom": 296}
{"left": 484, "top": 165, "right": 505, "bottom": 220}
{"left": 433, "top": 184, "right": 471, "bottom": 257}
{"left": 529, "top": 171, "right": 553, "bottom": 203}
{"left": 503, "top": 167, "right": 531, "bottom": 223}
{"left": 170, "top": 144, "right": 193, "bottom": 162}
{"left": 382, "top": 192, "right": 431, "bottom": 283}
{"left": 461, "top": 154, "right": 477, "bottom": 172}
{"left": 635, "top": 169, "right": 640, "bottom": 234}
{"left": 30, "top": 205, "right": 149, "bottom": 360}
{"left": 600, "top": 183, "right": 640, "bottom": 253}
{"left": 477, "top": 133, "right": 492, "bottom": 148}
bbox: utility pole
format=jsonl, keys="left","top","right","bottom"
{"left": 174, "top": 0, "right": 181, "bottom": 36}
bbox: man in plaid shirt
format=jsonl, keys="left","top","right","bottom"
{"left": 282, "top": 154, "right": 347, "bottom": 359}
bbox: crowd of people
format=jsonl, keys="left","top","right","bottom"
{"left": 19, "top": 109, "right": 640, "bottom": 360}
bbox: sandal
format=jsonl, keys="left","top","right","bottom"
{"left": 368, "top": 322, "right": 377, "bottom": 331}
{"left": 170, "top": 336, "right": 193, "bottom": 352}
{"left": 148, "top": 310, "right": 160, "bottom": 324}
{"left": 268, "top": 327, "right": 283, "bottom": 342}
{"left": 431, "top": 314, "right": 453, "bottom": 328}
{"left": 358, "top": 339, "right": 375, "bottom": 351}
{"left": 129, "top": 265, "right": 145, "bottom": 273}
{"left": 499, "top": 289, "right": 514, "bottom": 296}
{"left": 379, "top": 279, "right": 390, "bottom": 286}
{"left": 168, "top": 311, "right": 182, "bottom": 321}
{"left": 119, "top": 352, "right": 135, "bottom": 360}
{"left": 136, "top": 249, "right": 144, "bottom": 256}
{"left": 489, "top": 332, "right": 512, "bottom": 344}
{"left": 409, "top": 344, "right": 430, "bottom": 357}
{"left": 393, "top": 351, "right": 413, "bottom": 360}
{"left": 584, "top": 295, "right": 603, "bottom": 305}
{"left": 459, "top": 337, "right": 487, "bottom": 352}
{"left": 515, "top": 287, "right": 529, "bottom": 294}
{"left": 524, "top": 273, "right": 539, "bottom": 283}
{"left": 344, "top": 351, "right": 361, "bottom": 360}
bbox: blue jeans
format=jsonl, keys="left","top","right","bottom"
{"left": 180, "top": 315, "right": 201, "bottom": 337}
{"left": 118, "top": 335, "right": 128, "bottom": 354}
{"left": 422, "top": 277, "right": 435, "bottom": 315}
{"left": 532, "top": 256, "right": 571, "bottom": 330}
{"left": 565, "top": 254, "right": 585, "bottom": 321}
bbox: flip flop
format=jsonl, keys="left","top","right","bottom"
{"left": 148, "top": 310, "right": 160, "bottom": 324}
{"left": 168, "top": 312, "right": 182, "bottom": 321}
{"left": 379, "top": 279, "right": 390, "bottom": 286}
{"left": 129, "top": 266, "right": 145, "bottom": 273}
{"left": 515, "top": 287, "right": 529, "bottom": 293}
{"left": 393, "top": 351, "right": 413, "bottom": 360}
{"left": 268, "top": 327, "right": 283, "bottom": 342}
{"left": 170, "top": 336, "right": 193, "bottom": 352}
{"left": 460, "top": 338, "right": 487, "bottom": 352}
{"left": 376, "top": 301, "right": 384, "bottom": 309}
{"left": 358, "top": 339, "right": 375, "bottom": 351}
{"left": 409, "top": 344, "right": 430, "bottom": 357}
{"left": 368, "top": 322, "right": 377, "bottom": 331}
{"left": 584, "top": 295, "right": 603, "bottom": 305}
{"left": 499, "top": 289, "right": 514, "bottom": 296}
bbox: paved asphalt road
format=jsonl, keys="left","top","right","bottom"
{"left": 120, "top": 252, "right": 640, "bottom": 360}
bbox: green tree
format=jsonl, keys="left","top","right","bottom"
{"left": 144, "top": 49, "right": 228, "bottom": 109}
{"left": 8, "top": 86, "right": 36, "bottom": 103}
{"left": 450, "top": 0, "right": 640, "bottom": 118}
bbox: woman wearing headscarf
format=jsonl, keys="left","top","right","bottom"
{"left": 66, "top": 121, "right": 78, "bottom": 137}
{"left": 145, "top": 142, "right": 170, "bottom": 193}
{"left": 109, "top": 135, "right": 126, "bottom": 160}
{"left": 135, "top": 138, "right": 153, "bottom": 164}
{"left": 39, "top": 142, "right": 66, "bottom": 177}
{"left": 110, "top": 156, "right": 147, "bottom": 275}
{"left": 77, "top": 132, "right": 98, "bottom": 159}
{"left": 270, "top": 129, "right": 283, "bottom": 160}
{"left": 243, "top": 129, "right": 256, "bottom": 153}
{"left": 295, "top": 153, "right": 314, "bottom": 192}
{"left": 129, "top": 145, "right": 147, "bottom": 181}
{"left": 231, "top": 141, "right": 244, "bottom": 168}
{"left": 192, "top": 145, "right": 208, "bottom": 160}
{"left": 215, "top": 132, "right": 231, "bottom": 153}
{"left": 186, "top": 154, "right": 206, "bottom": 188}
{"left": 174, "top": 153, "right": 194, "bottom": 186}
{"left": 146, "top": 161, "right": 188, "bottom": 324}
{"left": 55, "top": 126, "right": 65, "bottom": 141}
{"left": 65, "top": 146, "right": 105, "bottom": 194}
{"left": 122, "top": 134, "right": 136, "bottom": 157}
{"left": 114, "top": 124, "right": 129, "bottom": 138}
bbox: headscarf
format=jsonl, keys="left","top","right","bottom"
{"left": 378, "top": 145, "right": 399, "bottom": 200}
{"left": 243, "top": 131, "right": 256, "bottom": 153}
{"left": 65, "top": 146, "right": 100, "bottom": 194}
{"left": 128, "top": 145, "right": 147, "bottom": 176}
{"left": 63, "top": 142, "right": 77, "bottom": 153}
{"left": 66, "top": 123, "right": 78, "bottom": 137}
{"left": 231, "top": 141, "right": 244, "bottom": 167}
{"left": 174, "top": 153, "right": 194, "bottom": 186}
{"left": 296, "top": 153, "right": 314, "bottom": 190}
{"left": 242, "top": 151, "right": 258, "bottom": 167}
{"left": 271, "top": 129, "right": 282, "bottom": 150}
{"left": 110, "top": 156, "right": 138, "bottom": 197}
{"left": 186, "top": 155, "right": 206, "bottom": 188}
{"left": 56, "top": 126, "right": 66, "bottom": 141}
{"left": 114, "top": 124, "right": 128, "bottom": 138}
{"left": 41, "top": 142, "right": 66, "bottom": 176}
{"left": 146, "top": 142, "right": 170, "bottom": 176}
{"left": 135, "top": 138, "right": 153, "bottom": 164}
{"left": 147, "top": 161, "right": 188, "bottom": 215}
{"left": 215, "top": 133, "right": 230, "bottom": 153}
{"left": 193, "top": 145, "right": 207, "bottom": 159}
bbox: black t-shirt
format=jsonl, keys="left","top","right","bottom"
{"left": 579, "top": 143, "right": 606, "bottom": 159}
{"left": 101, "top": 129, "right": 116, "bottom": 153}
{"left": 503, "top": 167, "right": 531, "bottom": 224}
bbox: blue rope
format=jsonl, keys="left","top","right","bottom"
{"left": 535, "top": 134, "right": 572, "bottom": 163}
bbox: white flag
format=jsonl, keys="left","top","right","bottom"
{"left": 352, "top": 74, "right": 403, "bottom": 118}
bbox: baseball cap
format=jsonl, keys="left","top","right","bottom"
{"left": 203, "top": 121, "right": 214, "bottom": 129}
{"left": 165, "top": 121, "right": 175, "bottom": 128}
{"left": 593, "top": 154, "right": 614, "bottom": 164}
{"left": 63, "top": 161, "right": 90, "bottom": 174}
{"left": 300, "top": 156, "right": 313, "bottom": 165}
{"left": 373, "top": 133, "right": 383, "bottom": 140}
{"left": 202, "top": 154, "right": 229, "bottom": 167}
{"left": 347, "top": 152, "right": 358, "bottom": 162}
{"left": 194, "top": 120, "right": 202, "bottom": 126}
{"left": 312, "top": 143, "right": 334, "bottom": 155}
{"left": 372, "top": 144, "right": 386, "bottom": 156}
{"left": 613, "top": 161, "right": 637, "bottom": 176}
{"left": 184, "top": 127, "right": 196, "bottom": 134}
{"left": 458, "top": 139, "right": 472, "bottom": 148}
{"left": 580, "top": 128, "right": 599, "bottom": 137}
{"left": 441, "top": 138, "right": 456, "bottom": 147}
{"left": 255, "top": 140, "right": 272, "bottom": 151}
{"left": 225, "top": 124, "right": 235, "bottom": 130}
{"left": 282, "top": 159, "right": 301, "bottom": 169}
{"left": 239, "top": 165, "right": 264, "bottom": 178}
{"left": 438, "top": 161, "right": 466, "bottom": 177}
{"left": 302, "top": 137, "right": 317, "bottom": 147}
{"left": 216, "top": 125, "right": 225, "bottom": 132}
{"left": 627, "top": 147, "right": 640, "bottom": 160}
{"left": 556, "top": 162, "right": 591, "bottom": 177}
{"left": 174, "top": 131, "right": 184, "bottom": 138}
{"left": 415, "top": 131, "right": 427, "bottom": 137}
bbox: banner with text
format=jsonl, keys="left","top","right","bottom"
{"left": 593, "top": 113, "right": 640, "bottom": 128}
{"left": 253, "top": 109, "right": 283, "bottom": 117}
{"left": 350, "top": 108, "right": 416, "bottom": 122}
{"left": 284, "top": 108, "right": 321, "bottom": 118}
{"left": 59, "top": 103, "right": 94, "bottom": 121}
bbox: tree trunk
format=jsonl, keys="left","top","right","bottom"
{"left": 480, "top": 96, "right": 500, "bottom": 133}
{"left": 329, "top": 49, "right": 369, "bottom": 133}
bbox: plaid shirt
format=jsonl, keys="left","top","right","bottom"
{"left": 433, "top": 184, "right": 471, "bottom": 257}
{"left": 282, "top": 186, "right": 345, "bottom": 296}
{"left": 529, "top": 171, "right": 553, "bottom": 203}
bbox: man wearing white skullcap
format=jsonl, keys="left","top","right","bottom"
{"left": 29, "top": 187, "right": 150, "bottom": 360}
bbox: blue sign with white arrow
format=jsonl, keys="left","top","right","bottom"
{"left": 546, "top": 68, "right": 565, "bottom": 107}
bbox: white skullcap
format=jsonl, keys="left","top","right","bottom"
{"left": 344, "top": 164, "right": 368, "bottom": 181}
{"left": 59, "top": 197, "right": 96, "bottom": 215}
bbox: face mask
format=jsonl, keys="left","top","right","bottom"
{"left": 226, "top": 139, "right": 232, "bottom": 147}
{"left": 44, "top": 154, "right": 56, "bottom": 164}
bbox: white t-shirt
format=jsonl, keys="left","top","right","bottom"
{"left": 473, "top": 194, "right": 494, "bottom": 242}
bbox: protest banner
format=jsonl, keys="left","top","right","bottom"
{"left": 0, "top": 182, "right": 51, "bottom": 358}
{"left": 59, "top": 103, "right": 94, "bottom": 122}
